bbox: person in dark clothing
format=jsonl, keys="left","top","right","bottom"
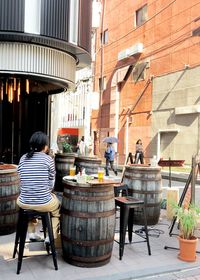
{"left": 134, "top": 139, "right": 144, "bottom": 164}
{"left": 104, "top": 143, "right": 118, "bottom": 176}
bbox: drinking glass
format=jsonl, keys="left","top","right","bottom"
{"left": 98, "top": 168, "right": 104, "bottom": 182}
{"left": 70, "top": 166, "right": 76, "bottom": 176}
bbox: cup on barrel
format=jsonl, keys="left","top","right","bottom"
{"left": 98, "top": 168, "right": 104, "bottom": 182}
{"left": 69, "top": 166, "right": 76, "bottom": 176}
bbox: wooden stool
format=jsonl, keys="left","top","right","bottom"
{"left": 115, "top": 196, "right": 151, "bottom": 260}
{"left": 13, "top": 208, "right": 58, "bottom": 274}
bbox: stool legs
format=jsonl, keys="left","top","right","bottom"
{"left": 116, "top": 199, "right": 152, "bottom": 260}
{"left": 17, "top": 216, "right": 29, "bottom": 274}
{"left": 13, "top": 210, "right": 58, "bottom": 274}
{"left": 119, "top": 205, "right": 129, "bottom": 260}
{"left": 13, "top": 209, "right": 23, "bottom": 258}
{"left": 128, "top": 209, "right": 134, "bottom": 243}
{"left": 44, "top": 213, "right": 58, "bottom": 270}
{"left": 142, "top": 207, "right": 151, "bottom": 255}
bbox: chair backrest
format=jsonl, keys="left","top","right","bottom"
{"left": 114, "top": 184, "right": 128, "bottom": 197}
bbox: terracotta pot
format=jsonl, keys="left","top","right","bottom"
{"left": 178, "top": 236, "right": 198, "bottom": 262}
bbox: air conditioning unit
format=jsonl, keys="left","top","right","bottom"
{"left": 118, "top": 49, "right": 130, "bottom": 61}
{"left": 118, "top": 43, "right": 144, "bottom": 61}
{"left": 128, "top": 43, "right": 143, "bottom": 56}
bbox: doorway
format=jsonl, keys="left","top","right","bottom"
{"left": 0, "top": 92, "right": 49, "bottom": 164}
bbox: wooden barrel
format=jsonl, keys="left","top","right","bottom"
{"left": 74, "top": 156, "right": 102, "bottom": 175}
{"left": 61, "top": 180, "right": 115, "bottom": 267}
{"left": 54, "top": 153, "right": 77, "bottom": 192}
{"left": 0, "top": 167, "right": 19, "bottom": 235}
{"left": 123, "top": 165, "right": 162, "bottom": 225}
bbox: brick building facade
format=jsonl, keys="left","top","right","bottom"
{"left": 91, "top": 0, "right": 200, "bottom": 165}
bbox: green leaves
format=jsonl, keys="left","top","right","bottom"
{"left": 62, "top": 142, "right": 72, "bottom": 153}
{"left": 172, "top": 202, "right": 200, "bottom": 240}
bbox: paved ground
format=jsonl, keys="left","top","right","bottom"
{"left": 1, "top": 171, "right": 200, "bottom": 280}
{"left": 1, "top": 209, "right": 200, "bottom": 280}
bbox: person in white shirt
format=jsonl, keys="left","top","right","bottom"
{"left": 77, "top": 136, "right": 86, "bottom": 156}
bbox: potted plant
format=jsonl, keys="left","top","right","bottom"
{"left": 62, "top": 142, "right": 73, "bottom": 153}
{"left": 172, "top": 202, "right": 200, "bottom": 262}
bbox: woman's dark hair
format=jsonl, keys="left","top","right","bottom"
{"left": 26, "top": 131, "right": 49, "bottom": 158}
{"left": 136, "top": 139, "right": 142, "bottom": 144}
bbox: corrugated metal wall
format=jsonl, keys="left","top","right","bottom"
{"left": 79, "top": 0, "right": 92, "bottom": 52}
{"left": 0, "top": 42, "right": 76, "bottom": 84}
{"left": 0, "top": 0, "right": 91, "bottom": 67}
{"left": 40, "top": 0, "right": 69, "bottom": 41}
{"left": 0, "top": 0, "right": 24, "bottom": 31}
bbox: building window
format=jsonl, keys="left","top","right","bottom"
{"left": 132, "top": 63, "right": 147, "bottom": 82}
{"left": 135, "top": 5, "right": 147, "bottom": 28}
{"left": 24, "top": 0, "right": 41, "bottom": 34}
{"left": 99, "top": 76, "right": 106, "bottom": 91}
{"left": 101, "top": 29, "right": 108, "bottom": 44}
{"left": 69, "top": 0, "right": 79, "bottom": 44}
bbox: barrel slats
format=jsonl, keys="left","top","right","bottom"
{"left": 0, "top": 170, "right": 19, "bottom": 235}
{"left": 123, "top": 166, "right": 162, "bottom": 225}
{"left": 74, "top": 156, "right": 102, "bottom": 175}
{"left": 64, "top": 184, "right": 114, "bottom": 193}
{"left": 55, "top": 153, "right": 76, "bottom": 192}
{"left": 67, "top": 251, "right": 112, "bottom": 263}
{"left": 61, "top": 181, "right": 115, "bottom": 267}
{"left": 63, "top": 192, "right": 114, "bottom": 201}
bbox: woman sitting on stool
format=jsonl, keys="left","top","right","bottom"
{"left": 17, "top": 131, "right": 60, "bottom": 243}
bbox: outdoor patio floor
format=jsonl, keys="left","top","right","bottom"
{"left": 1, "top": 210, "right": 200, "bottom": 280}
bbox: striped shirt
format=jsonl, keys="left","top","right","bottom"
{"left": 17, "top": 152, "right": 55, "bottom": 205}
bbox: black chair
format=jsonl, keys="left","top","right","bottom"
{"left": 114, "top": 183, "right": 129, "bottom": 197}
{"left": 115, "top": 196, "right": 151, "bottom": 260}
{"left": 13, "top": 208, "right": 58, "bottom": 274}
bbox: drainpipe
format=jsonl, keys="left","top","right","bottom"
{"left": 157, "top": 132, "right": 161, "bottom": 160}
{"left": 126, "top": 116, "right": 129, "bottom": 160}
{"left": 114, "top": 86, "right": 119, "bottom": 149}
{"left": 98, "top": 0, "right": 105, "bottom": 149}
{"left": 198, "top": 114, "right": 200, "bottom": 153}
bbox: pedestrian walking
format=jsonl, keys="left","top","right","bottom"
{"left": 104, "top": 143, "right": 118, "bottom": 176}
{"left": 134, "top": 139, "right": 144, "bottom": 164}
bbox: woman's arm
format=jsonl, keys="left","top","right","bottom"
{"left": 49, "top": 157, "right": 56, "bottom": 190}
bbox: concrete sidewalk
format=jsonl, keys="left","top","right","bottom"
{"left": 1, "top": 210, "right": 200, "bottom": 280}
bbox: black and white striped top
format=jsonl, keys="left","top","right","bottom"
{"left": 17, "top": 152, "right": 55, "bottom": 205}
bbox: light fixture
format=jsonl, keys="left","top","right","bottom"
{"left": 17, "top": 81, "right": 21, "bottom": 102}
{"left": 26, "top": 79, "right": 29, "bottom": 94}
{"left": 0, "top": 77, "right": 30, "bottom": 103}
{"left": 1, "top": 83, "right": 3, "bottom": 101}
{"left": 14, "top": 78, "right": 16, "bottom": 91}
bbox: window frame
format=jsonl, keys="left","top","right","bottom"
{"left": 134, "top": 4, "right": 147, "bottom": 28}
{"left": 101, "top": 29, "right": 108, "bottom": 45}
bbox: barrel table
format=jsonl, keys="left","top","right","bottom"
{"left": 123, "top": 165, "right": 162, "bottom": 225}
{"left": 74, "top": 156, "right": 102, "bottom": 175}
{"left": 0, "top": 165, "right": 19, "bottom": 235}
{"left": 61, "top": 179, "right": 116, "bottom": 267}
{"left": 54, "top": 153, "right": 77, "bottom": 192}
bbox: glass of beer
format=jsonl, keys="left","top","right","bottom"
{"left": 70, "top": 166, "right": 76, "bottom": 176}
{"left": 98, "top": 168, "right": 104, "bottom": 182}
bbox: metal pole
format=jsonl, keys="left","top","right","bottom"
{"left": 11, "top": 121, "right": 14, "bottom": 163}
{"left": 191, "top": 155, "right": 196, "bottom": 204}
{"left": 169, "top": 157, "right": 171, "bottom": 188}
